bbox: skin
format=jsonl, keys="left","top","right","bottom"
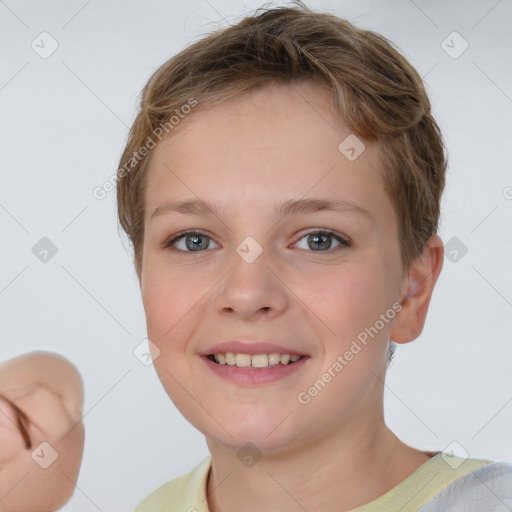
{"left": 0, "top": 352, "right": 84, "bottom": 512}
{"left": 140, "top": 81, "right": 444, "bottom": 511}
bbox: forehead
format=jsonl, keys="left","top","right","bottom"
{"left": 144, "top": 82, "right": 393, "bottom": 226}
{"left": 153, "top": 82, "right": 349, "bottom": 166}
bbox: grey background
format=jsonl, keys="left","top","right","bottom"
{"left": 1, "top": 0, "right": 511, "bottom": 510}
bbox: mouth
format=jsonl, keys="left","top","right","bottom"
{"left": 206, "top": 352, "right": 306, "bottom": 369}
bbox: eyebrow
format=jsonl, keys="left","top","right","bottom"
{"left": 150, "top": 197, "right": 373, "bottom": 221}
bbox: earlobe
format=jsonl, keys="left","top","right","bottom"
{"left": 390, "top": 236, "right": 444, "bottom": 344}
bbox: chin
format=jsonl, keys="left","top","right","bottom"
{"left": 201, "top": 412, "right": 304, "bottom": 454}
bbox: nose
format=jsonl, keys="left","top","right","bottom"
{"left": 213, "top": 246, "right": 289, "bottom": 321}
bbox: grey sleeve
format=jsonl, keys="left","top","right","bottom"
{"left": 418, "top": 462, "right": 512, "bottom": 511}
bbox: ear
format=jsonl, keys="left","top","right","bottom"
{"left": 390, "top": 235, "right": 444, "bottom": 344}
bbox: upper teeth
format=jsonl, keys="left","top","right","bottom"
{"left": 214, "top": 353, "right": 301, "bottom": 368}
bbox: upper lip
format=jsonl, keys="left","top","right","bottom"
{"left": 201, "top": 341, "right": 308, "bottom": 357}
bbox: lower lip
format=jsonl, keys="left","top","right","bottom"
{"left": 201, "top": 356, "right": 309, "bottom": 385}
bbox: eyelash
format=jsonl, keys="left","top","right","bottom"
{"left": 163, "top": 229, "right": 351, "bottom": 253}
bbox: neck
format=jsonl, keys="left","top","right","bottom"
{"left": 206, "top": 416, "right": 430, "bottom": 512}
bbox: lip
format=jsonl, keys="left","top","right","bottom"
{"left": 200, "top": 341, "right": 307, "bottom": 357}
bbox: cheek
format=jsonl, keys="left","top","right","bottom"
{"left": 300, "top": 262, "right": 389, "bottom": 336}
{"left": 141, "top": 260, "right": 208, "bottom": 349}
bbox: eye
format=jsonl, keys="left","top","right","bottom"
{"left": 164, "top": 228, "right": 351, "bottom": 253}
{"left": 164, "top": 230, "right": 219, "bottom": 252}
{"left": 293, "top": 229, "right": 351, "bottom": 252}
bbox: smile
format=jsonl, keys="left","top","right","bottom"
{"left": 202, "top": 352, "right": 309, "bottom": 385}
{"left": 208, "top": 352, "right": 303, "bottom": 369}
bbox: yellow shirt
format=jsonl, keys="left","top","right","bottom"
{"left": 134, "top": 452, "right": 492, "bottom": 511}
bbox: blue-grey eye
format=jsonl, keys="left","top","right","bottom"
{"left": 294, "top": 230, "right": 349, "bottom": 251}
{"left": 166, "top": 229, "right": 349, "bottom": 253}
{"left": 167, "top": 231, "right": 219, "bottom": 252}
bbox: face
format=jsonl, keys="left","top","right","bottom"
{"left": 140, "top": 82, "right": 408, "bottom": 453}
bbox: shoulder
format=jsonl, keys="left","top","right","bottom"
{"left": 134, "top": 456, "right": 211, "bottom": 512}
{"left": 419, "top": 460, "right": 512, "bottom": 511}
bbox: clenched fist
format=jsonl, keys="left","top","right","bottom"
{"left": 0, "top": 352, "right": 85, "bottom": 512}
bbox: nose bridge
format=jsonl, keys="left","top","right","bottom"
{"left": 214, "top": 237, "right": 287, "bottom": 318}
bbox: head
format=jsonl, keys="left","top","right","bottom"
{"left": 116, "top": 5, "right": 445, "bottom": 453}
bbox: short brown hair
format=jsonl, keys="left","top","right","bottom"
{"left": 116, "top": 4, "right": 447, "bottom": 363}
